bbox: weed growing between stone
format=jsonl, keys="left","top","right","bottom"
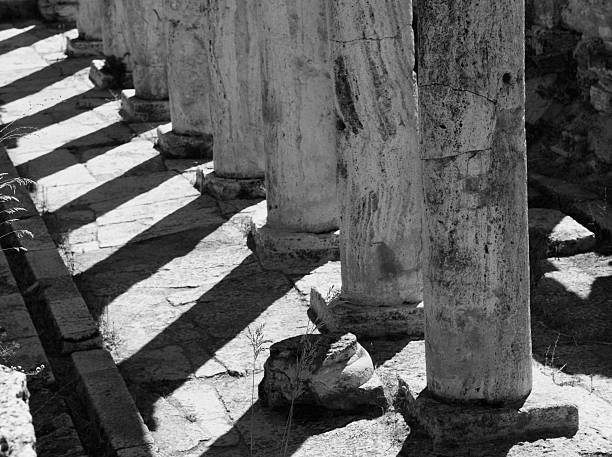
{"left": 279, "top": 320, "right": 319, "bottom": 457}
{"left": 246, "top": 323, "right": 271, "bottom": 457}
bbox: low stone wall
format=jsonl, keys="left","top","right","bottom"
{"left": 0, "top": 365, "right": 36, "bottom": 457}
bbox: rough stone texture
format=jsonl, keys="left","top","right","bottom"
{"left": 261, "top": 0, "right": 338, "bottom": 233}
{"left": 202, "top": 172, "right": 265, "bottom": 201}
{"left": 0, "top": 366, "right": 35, "bottom": 457}
{"left": 122, "top": 0, "right": 167, "bottom": 100}
{"left": 75, "top": 0, "right": 103, "bottom": 41}
{"left": 156, "top": 123, "right": 212, "bottom": 159}
{"left": 163, "top": 0, "right": 213, "bottom": 145}
{"left": 418, "top": 0, "right": 533, "bottom": 403}
{"left": 399, "top": 360, "right": 579, "bottom": 452}
{"left": 206, "top": 0, "right": 265, "bottom": 179}
{"left": 100, "top": 0, "right": 131, "bottom": 70}
{"left": 259, "top": 333, "right": 386, "bottom": 411}
{"left": 310, "top": 287, "right": 423, "bottom": 338}
{"left": 588, "top": 114, "right": 612, "bottom": 164}
{"left": 562, "top": 0, "right": 612, "bottom": 45}
{"left": 37, "top": 0, "right": 77, "bottom": 22}
{"left": 528, "top": 208, "right": 596, "bottom": 256}
{"left": 590, "top": 82, "right": 612, "bottom": 113}
{"left": 66, "top": 37, "right": 103, "bottom": 57}
{"left": 120, "top": 89, "right": 170, "bottom": 123}
{"left": 249, "top": 202, "right": 339, "bottom": 273}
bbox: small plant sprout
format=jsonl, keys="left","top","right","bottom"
{"left": 246, "top": 323, "right": 272, "bottom": 457}
{"left": 0, "top": 173, "right": 35, "bottom": 253}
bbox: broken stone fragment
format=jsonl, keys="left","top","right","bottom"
{"left": 259, "top": 333, "right": 386, "bottom": 412}
{"left": 0, "top": 365, "right": 36, "bottom": 457}
{"left": 528, "top": 208, "right": 596, "bottom": 256}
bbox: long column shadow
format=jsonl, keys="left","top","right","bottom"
{"left": 0, "top": 23, "right": 60, "bottom": 55}
{"left": 1, "top": 87, "right": 111, "bottom": 132}
{"left": 0, "top": 58, "right": 89, "bottom": 105}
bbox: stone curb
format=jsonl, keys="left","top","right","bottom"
{"left": 529, "top": 173, "right": 612, "bottom": 240}
{"left": 1, "top": 146, "right": 154, "bottom": 456}
{"left": 0, "top": 147, "right": 101, "bottom": 354}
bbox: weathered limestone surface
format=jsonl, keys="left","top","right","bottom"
{"left": 562, "top": 0, "right": 612, "bottom": 44}
{"left": 418, "top": 0, "right": 532, "bottom": 403}
{"left": 76, "top": 0, "right": 103, "bottom": 41}
{"left": 0, "top": 366, "right": 36, "bottom": 457}
{"left": 161, "top": 0, "right": 213, "bottom": 158}
{"left": 329, "top": 0, "right": 422, "bottom": 307}
{"left": 528, "top": 208, "right": 596, "bottom": 256}
{"left": 123, "top": 0, "right": 167, "bottom": 100}
{"left": 261, "top": 0, "right": 338, "bottom": 233}
{"left": 259, "top": 333, "right": 386, "bottom": 411}
{"left": 101, "top": 0, "right": 130, "bottom": 66}
{"left": 206, "top": 0, "right": 265, "bottom": 179}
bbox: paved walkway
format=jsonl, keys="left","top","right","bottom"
{"left": 1, "top": 20, "right": 612, "bottom": 457}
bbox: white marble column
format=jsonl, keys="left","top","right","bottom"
{"left": 89, "top": 0, "right": 132, "bottom": 89}
{"left": 201, "top": 0, "right": 266, "bottom": 200}
{"left": 68, "top": 0, "right": 104, "bottom": 56}
{"left": 419, "top": 0, "right": 532, "bottom": 404}
{"left": 310, "top": 0, "right": 423, "bottom": 337}
{"left": 251, "top": 0, "right": 339, "bottom": 269}
{"left": 119, "top": 0, "right": 170, "bottom": 122}
{"left": 157, "top": 0, "right": 213, "bottom": 158}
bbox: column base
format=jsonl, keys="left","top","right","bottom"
{"left": 398, "top": 367, "right": 579, "bottom": 454}
{"left": 309, "top": 287, "right": 423, "bottom": 338}
{"left": 202, "top": 172, "right": 265, "bottom": 200}
{"left": 156, "top": 124, "right": 212, "bottom": 159}
{"left": 66, "top": 38, "right": 103, "bottom": 57}
{"left": 89, "top": 59, "right": 133, "bottom": 90}
{"left": 120, "top": 89, "right": 170, "bottom": 123}
{"left": 248, "top": 209, "right": 339, "bottom": 273}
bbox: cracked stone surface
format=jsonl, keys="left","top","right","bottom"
{"left": 1, "top": 19, "right": 612, "bottom": 457}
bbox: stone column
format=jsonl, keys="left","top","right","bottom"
{"left": 309, "top": 0, "right": 423, "bottom": 337}
{"left": 119, "top": 0, "right": 170, "bottom": 122}
{"left": 157, "top": 0, "right": 213, "bottom": 159}
{"left": 67, "top": 0, "right": 104, "bottom": 56}
{"left": 252, "top": 0, "right": 339, "bottom": 268}
{"left": 89, "top": 0, "right": 132, "bottom": 89}
{"left": 419, "top": 0, "right": 531, "bottom": 405}
{"left": 201, "top": 0, "right": 266, "bottom": 200}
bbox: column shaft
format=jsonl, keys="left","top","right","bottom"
{"left": 77, "top": 0, "right": 103, "bottom": 41}
{"left": 101, "top": 0, "right": 130, "bottom": 67}
{"left": 329, "top": 0, "right": 422, "bottom": 306}
{"left": 207, "top": 0, "right": 265, "bottom": 179}
{"left": 123, "top": 0, "right": 168, "bottom": 100}
{"left": 418, "top": 0, "right": 532, "bottom": 403}
{"left": 261, "top": 0, "right": 338, "bottom": 233}
{"left": 164, "top": 0, "right": 212, "bottom": 136}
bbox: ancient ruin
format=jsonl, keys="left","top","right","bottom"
{"left": 0, "top": 0, "right": 611, "bottom": 456}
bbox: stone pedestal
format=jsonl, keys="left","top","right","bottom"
{"left": 120, "top": 0, "right": 169, "bottom": 121}
{"left": 159, "top": 0, "right": 213, "bottom": 158}
{"left": 88, "top": 59, "right": 133, "bottom": 90}
{"left": 120, "top": 89, "right": 170, "bottom": 123}
{"left": 308, "top": 0, "right": 423, "bottom": 337}
{"left": 156, "top": 123, "right": 212, "bottom": 159}
{"left": 249, "top": 204, "right": 339, "bottom": 273}
{"left": 201, "top": 0, "right": 266, "bottom": 198}
{"left": 396, "top": 345, "right": 579, "bottom": 453}
{"left": 255, "top": 0, "right": 339, "bottom": 266}
{"left": 67, "top": 0, "right": 104, "bottom": 57}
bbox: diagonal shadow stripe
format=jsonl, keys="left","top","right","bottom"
{"left": 0, "top": 23, "right": 59, "bottom": 55}
{"left": 0, "top": 58, "right": 89, "bottom": 105}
